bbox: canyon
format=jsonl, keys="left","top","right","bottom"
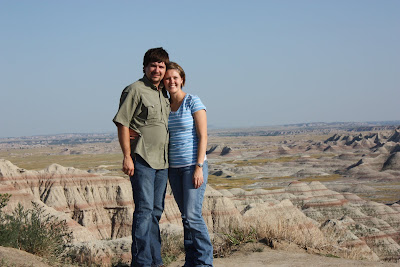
{"left": 0, "top": 123, "right": 399, "bottom": 265}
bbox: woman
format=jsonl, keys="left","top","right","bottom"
{"left": 163, "top": 62, "right": 213, "bottom": 267}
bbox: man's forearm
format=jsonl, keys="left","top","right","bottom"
{"left": 117, "top": 123, "right": 135, "bottom": 176}
{"left": 117, "top": 124, "right": 131, "bottom": 157}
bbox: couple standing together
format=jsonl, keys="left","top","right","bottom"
{"left": 113, "top": 47, "right": 213, "bottom": 267}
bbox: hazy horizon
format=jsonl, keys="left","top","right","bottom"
{"left": 1, "top": 1, "right": 399, "bottom": 138}
{"left": 1, "top": 119, "right": 399, "bottom": 139}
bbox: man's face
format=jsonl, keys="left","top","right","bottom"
{"left": 144, "top": 61, "right": 166, "bottom": 87}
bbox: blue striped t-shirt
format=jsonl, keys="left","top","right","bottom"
{"left": 168, "top": 94, "right": 206, "bottom": 168}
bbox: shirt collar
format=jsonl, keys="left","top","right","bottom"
{"left": 141, "top": 75, "right": 164, "bottom": 91}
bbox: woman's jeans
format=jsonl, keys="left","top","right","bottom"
{"left": 130, "top": 155, "right": 168, "bottom": 267}
{"left": 168, "top": 161, "right": 213, "bottom": 267}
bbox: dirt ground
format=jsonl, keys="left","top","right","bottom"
{"left": 169, "top": 247, "right": 399, "bottom": 267}
{"left": 0, "top": 246, "right": 51, "bottom": 267}
{"left": 1, "top": 245, "right": 399, "bottom": 267}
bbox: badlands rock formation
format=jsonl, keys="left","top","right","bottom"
{"left": 329, "top": 129, "right": 400, "bottom": 179}
{"left": 1, "top": 158, "right": 400, "bottom": 265}
{"left": 206, "top": 129, "right": 400, "bottom": 204}
{"left": 207, "top": 145, "right": 237, "bottom": 157}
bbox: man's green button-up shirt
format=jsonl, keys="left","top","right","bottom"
{"left": 113, "top": 75, "right": 170, "bottom": 169}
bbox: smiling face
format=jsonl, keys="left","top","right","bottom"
{"left": 163, "top": 69, "right": 184, "bottom": 94}
{"left": 144, "top": 61, "right": 166, "bottom": 87}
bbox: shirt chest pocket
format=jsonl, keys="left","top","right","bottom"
{"left": 141, "top": 97, "right": 161, "bottom": 121}
{"left": 164, "top": 98, "right": 170, "bottom": 113}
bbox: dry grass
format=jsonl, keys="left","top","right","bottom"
{"left": 250, "top": 218, "right": 326, "bottom": 250}
{"left": 208, "top": 175, "right": 259, "bottom": 190}
{"left": 265, "top": 175, "right": 297, "bottom": 181}
{"left": 1, "top": 151, "right": 126, "bottom": 177}
{"left": 213, "top": 227, "right": 259, "bottom": 258}
{"left": 160, "top": 230, "right": 184, "bottom": 266}
{"left": 160, "top": 214, "right": 378, "bottom": 264}
{"left": 221, "top": 156, "right": 302, "bottom": 167}
{"left": 208, "top": 175, "right": 289, "bottom": 190}
{"left": 354, "top": 183, "right": 400, "bottom": 203}
{"left": 309, "top": 153, "right": 337, "bottom": 159}
{"left": 213, "top": 216, "right": 351, "bottom": 260}
{"left": 262, "top": 186, "right": 285, "bottom": 190}
{"left": 357, "top": 193, "right": 400, "bottom": 204}
{"left": 351, "top": 181, "right": 400, "bottom": 203}
{"left": 299, "top": 174, "right": 342, "bottom": 182}
{"left": 241, "top": 217, "right": 375, "bottom": 261}
{"left": 2, "top": 153, "right": 121, "bottom": 171}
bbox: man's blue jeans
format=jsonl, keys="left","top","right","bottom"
{"left": 130, "top": 155, "right": 168, "bottom": 267}
{"left": 168, "top": 161, "right": 213, "bottom": 267}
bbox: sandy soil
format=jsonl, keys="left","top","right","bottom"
{"left": 1, "top": 243, "right": 399, "bottom": 267}
{"left": 0, "top": 246, "right": 51, "bottom": 267}
{"left": 169, "top": 247, "right": 399, "bottom": 267}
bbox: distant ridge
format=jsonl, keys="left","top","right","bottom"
{"left": 1, "top": 121, "right": 399, "bottom": 139}
{"left": 208, "top": 120, "right": 400, "bottom": 130}
{"left": 210, "top": 121, "right": 400, "bottom": 137}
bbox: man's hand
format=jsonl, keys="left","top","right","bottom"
{"left": 123, "top": 155, "right": 135, "bottom": 176}
{"left": 129, "top": 129, "right": 139, "bottom": 140}
{"left": 193, "top": 167, "right": 204, "bottom": 189}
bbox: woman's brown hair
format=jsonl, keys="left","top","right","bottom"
{"left": 166, "top": 62, "right": 186, "bottom": 87}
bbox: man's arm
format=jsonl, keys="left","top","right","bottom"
{"left": 117, "top": 123, "right": 135, "bottom": 176}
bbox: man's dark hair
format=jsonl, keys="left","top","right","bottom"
{"left": 143, "top": 47, "right": 169, "bottom": 72}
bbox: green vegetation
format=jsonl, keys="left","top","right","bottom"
{"left": 356, "top": 183, "right": 400, "bottom": 203}
{"left": 214, "top": 227, "right": 258, "bottom": 258}
{"left": 299, "top": 174, "right": 342, "bottom": 182}
{"left": 221, "top": 156, "right": 302, "bottom": 167}
{"left": 208, "top": 175, "right": 258, "bottom": 190}
{"left": 2, "top": 152, "right": 122, "bottom": 172}
{"left": 160, "top": 227, "right": 263, "bottom": 264}
{"left": 208, "top": 174, "right": 286, "bottom": 190}
{"left": 324, "top": 254, "right": 340, "bottom": 258}
{"left": 223, "top": 227, "right": 257, "bottom": 246}
{"left": 0, "top": 193, "right": 10, "bottom": 210}
{"left": 309, "top": 153, "right": 336, "bottom": 159}
{"left": 0, "top": 194, "right": 72, "bottom": 262}
{"left": 161, "top": 230, "right": 184, "bottom": 266}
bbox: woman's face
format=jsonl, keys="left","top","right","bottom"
{"left": 163, "top": 69, "right": 183, "bottom": 94}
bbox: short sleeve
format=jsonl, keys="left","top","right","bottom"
{"left": 112, "top": 86, "right": 138, "bottom": 128}
{"left": 189, "top": 95, "right": 206, "bottom": 115}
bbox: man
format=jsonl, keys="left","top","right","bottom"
{"left": 113, "top": 47, "right": 170, "bottom": 267}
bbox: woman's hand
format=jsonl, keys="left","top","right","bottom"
{"left": 193, "top": 166, "right": 204, "bottom": 189}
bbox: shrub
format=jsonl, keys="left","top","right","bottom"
{"left": 0, "top": 201, "right": 72, "bottom": 261}
{"left": 0, "top": 193, "right": 11, "bottom": 241}
{"left": 160, "top": 230, "right": 184, "bottom": 266}
{"left": 213, "top": 226, "right": 258, "bottom": 258}
{"left": 0, "top": 193, "right": 11, "bottom": 210}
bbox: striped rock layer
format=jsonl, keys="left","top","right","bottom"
{"left": 1, "top": 159, "right": 400, "bottom": 264}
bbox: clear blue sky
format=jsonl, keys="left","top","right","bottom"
{"left": 0, "top": 0, "right": 399, "bottom": 138}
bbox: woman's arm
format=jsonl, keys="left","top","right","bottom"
{"left": 193, "top": 109, "right": 207, "bottom": 189}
